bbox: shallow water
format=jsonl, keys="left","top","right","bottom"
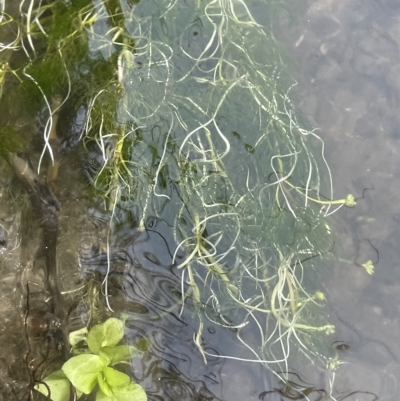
{"left": 2, "top": 0, "right": 399, "bottom": 400}
{"left": 275, "top": 0, "right": 400, "bottom": 399}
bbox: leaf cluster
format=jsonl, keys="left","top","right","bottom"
{"left": 35, "top": 318, "right": 147, "bottom": 401}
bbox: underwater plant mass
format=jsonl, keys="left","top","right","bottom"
{"left": 0, "top": 0, "right": 360, "bottom": 399}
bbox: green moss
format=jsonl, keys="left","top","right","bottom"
{"left": 0, "top": 126, "right": 26, "bottom": 156}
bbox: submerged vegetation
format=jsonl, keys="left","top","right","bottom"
{"left": 0, "top": 0, "right": 362, "bottom": 398}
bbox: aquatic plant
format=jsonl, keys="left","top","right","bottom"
{"left": 35, "top": 318, "right": 147, "bottom": 401}
{"left": 0, "top": 0, "right": 360, "bottom": 388}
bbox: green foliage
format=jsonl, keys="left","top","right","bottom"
{"left": 87, "top": 318, "right": 125, "bottom": 354}
{"left": 1, "top": 0, "right": 358, "bottom": 383}
{"left": 35, "top": 318, "right": 146, "bottom": 401}
{"left": 97, "top": 382, "right": 147, "bottom": 401}
{"left": 35, "top": 370, "right": 70, "bottom": 401}
{"left": 99, "top": 345, "right": 140, "bottom": 365}
{"left": 0, "top": 126, "right": 25, "bottom": 156}
{"left": 63, "top": 354, "right": 106, "bottom": 394}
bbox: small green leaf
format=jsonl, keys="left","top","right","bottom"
{"left": 34, "top": 370, "right": 70, "bottom": 401}
{"left": 99, "top": 345, "right": 141, "bottom": 365}
{"left": 98, "top": 372, "right": 113, "bottom": 398}
{"left": 97, "top": 368, "right": 130, "bottom": 398}
{"left": 96, "top": 382, "right": 147, "bottom": 401}
{"left": 103, "top": 367, "right": 130, "bottom": 387}
{"left": 62, "top": 354, "right": 106, "bottom": 394}
{"left": 69, "top": 327, "right": 88, "bottom": 347}
{"left": 110, "top": 381, "right": 147, "bottom": 401}
{"left": 96, "top": 389, "right": 112, "bottom": 401}
{"left": 87, "top": 318, "right": 125, "bottom": 354}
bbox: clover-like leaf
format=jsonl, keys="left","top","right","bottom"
{"left": 87, "top": 318, "right": 125, "bottom": 354}
{"left": 34, "top": 370, "right": 70, "bottom": 401}
{"left": 99, "top": 345, "right": 141, "bottom": 365}
{"left": 62, "top": 354, "right": 106, "bottom": 394}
